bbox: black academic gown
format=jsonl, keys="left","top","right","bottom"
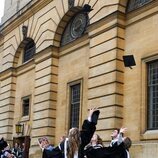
{"left": 42, "top": 120, "right": 96, "bottom": 158}
{"left": 79, "top": 120, "right": 96, "bottom": 158}
{"left": 42, "top": 146, "right": 62, "bottom": 158}
{"left": 84, "top": 142, "right": 128, "bottom": 158}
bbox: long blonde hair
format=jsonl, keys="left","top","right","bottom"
{"left": 67, "top": 128, "right": 80, "bottom": 158}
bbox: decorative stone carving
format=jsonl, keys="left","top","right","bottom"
{"left": 22, "top": 25, "right": 28, "bottom": 39}
{"left": 61, "top": 13, "right": 88, "bottom": 46}
{"left": 70, "top": 13, "right": 88, "bottom": 38}
{"left": 68, "top": 0, "right": 75, "bottom": 8}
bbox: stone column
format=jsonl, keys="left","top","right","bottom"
{"left": 30, "top": 47, "right": 59, "bottom": 157}
{"left": 0, "top": 69, "right": 16, "bottom": 142}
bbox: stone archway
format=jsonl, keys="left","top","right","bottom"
{"left": 53, "top": 6, "right": 84, "bottom": 47}
{"left": 13, "top": 38, "right": 35, "bottom": 67}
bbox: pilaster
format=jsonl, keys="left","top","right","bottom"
{"left": 87, "top": 11, "right": 125, "bottom": 141}
{"left": 30, "top": 47, "right": 59, "bottom": 157}
{"left": 0, "top": 68, "right": 16, "bottom": 141}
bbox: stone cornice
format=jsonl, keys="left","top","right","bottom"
{"left": 87, "top": 11, "right": 125, "bottom": 34}
{"left": 34, "top": 45, "right": 59, "bottom": 64}
{"left": 0, "top": 0, "right": 53, "bottom": 36}
{"left": 0, "top": 45, "right": 59, "bottom": 79}
{"left": 0, "top": 67, "right": 16, "bottom": 81}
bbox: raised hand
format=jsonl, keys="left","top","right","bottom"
{"left": 120, "top": 127, "right": 127, "bottom": 134}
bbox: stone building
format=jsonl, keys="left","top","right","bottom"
{"left": 0, "top": 0, "right": 158, "bottom": 157}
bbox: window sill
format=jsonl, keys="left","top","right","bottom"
{"left": 140, "top": 130, "right": 158, "bottom": 140}
{"left": 21, "top": 115, "right": 30, "bottom": 122}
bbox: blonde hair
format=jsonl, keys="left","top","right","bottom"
{"left": 67, "top": 128, "right": 80, "bottom": 158}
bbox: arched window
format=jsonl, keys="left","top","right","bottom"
{"left": 60, "top": 4, "right": 92, "bottom": 46}
{"left": 61, "top": 12, "right": 89, "bottom": 46}
{"left": 23, "top": 39, "right": 35, "bottom": 63}
{"left": 127, "top": 0, "right": 153, "bottom": 12}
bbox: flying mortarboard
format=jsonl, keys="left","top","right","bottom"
{"left": 123, "top": 55, "right": 136, "bottom": 69}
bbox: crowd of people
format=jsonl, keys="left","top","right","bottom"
{"left": 0, "top": 109, "right": 132, "bottom": 158}
{"left": 0, "top": 139, "right": 25, "bottom": 158}
{"left": 38, "top": 108, "right": 132, "bottom": 158}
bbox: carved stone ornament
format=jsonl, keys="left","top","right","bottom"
{"left": 22, "top": 25, "right": 28, "bottom": 39}
{"left": 68, "top": 0, "right": 75, "bottom": 8}
{"left": 61, "top": 13, "right": 88, "bottom": 46}
{"left": 70, "top": 13, "right": 88, "bottom": 38}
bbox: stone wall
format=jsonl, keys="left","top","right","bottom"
{"left": 0, "top": 0, "right": 158, "bottom": 158}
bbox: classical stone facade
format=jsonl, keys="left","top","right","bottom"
{"left": 0, "top": 0, "right": 158, "bottom": 158}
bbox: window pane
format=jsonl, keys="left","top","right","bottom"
{"left": 23, "top": 40, "right": 35, "bottom": 63}
{"left": 147, "top": 60, "right": 158, "bottom": 130}
{"left": 22, "top": 98, "right": 30, "bottom": 116}
{"left": 70, "top": 84, "right": 80, "bottom": 128}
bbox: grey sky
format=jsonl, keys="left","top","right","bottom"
{"left": 0, "top": 0, "right": 5, "bottom": 23}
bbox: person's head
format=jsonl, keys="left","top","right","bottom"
{"left": 111, "top": 128, "right": 120, "bottom": 139}
{"left": 67, "top": 128, "right": 80, "bottom": 158}
{"left": 0, "top": 138, "right": 8, "bottom": 151}
{"left": 91, "top": 133, "right": 103, "bottom": 146}
{"left": 40, "top": 137, "right": 50, "bottom": 148}
{"left": 22, "top": 143, "right": 25, "bottom": 147}
{"left": 123, "top": 137, "right": 132, "bottom": 150}
{"left": 14, "top": 142, "right": 19, "bottom": 148}
{"left": 91, "top": 133, "right": 98, "bottom": 142}
{"left": 68, "top": 128, "right": 80, "bottom": 141}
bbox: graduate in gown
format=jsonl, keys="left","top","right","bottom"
{"left": 39, "top": 108, "right": 100, "bottom": 158}
{"left": 84, "top": 136, "right": 132, "bottom": 158}
{"left": 0, "top": 137, "right": 8, "bottom": 157}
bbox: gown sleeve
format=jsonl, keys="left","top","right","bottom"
{"left": 79, "top": 120, "right": 96, "bottom": 158}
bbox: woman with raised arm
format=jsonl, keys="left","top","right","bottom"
{"left": 39, "top": 108, "right": 100, "bottom": 158}
{"left": 84, "top": 130, "right": 132, "bottom": 158}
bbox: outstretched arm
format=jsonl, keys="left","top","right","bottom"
{"left": 117, "top": 127, "right": 127, "bottom": 145}
{"left": 79, "top": 108, "right": 100, "bottom": 158}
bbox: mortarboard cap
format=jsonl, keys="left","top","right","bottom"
{"left": 123, "top": 55, "right": 136, "bottom": 69}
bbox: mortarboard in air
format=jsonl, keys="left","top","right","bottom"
{"left": 123, "top": 55, "right": 136, "bottom": 69}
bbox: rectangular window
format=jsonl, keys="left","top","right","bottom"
{"left": 70, "top": 83, "right": 81, "bottom": 128}
{"left": 22, "top": 97, "right": 30, "bottom": 116}
{"left": 147, "top": 60, "right": 158, "bottom": 130}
